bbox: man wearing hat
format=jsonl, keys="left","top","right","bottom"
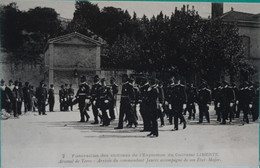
{"left": 99, "top": 78, "right": 112, "bottom": 126}
{"left": 197, "top": 82, "right": 211, "bottom": 123}
{"left": 68, "top": 84, "right": 75, "bottom": 111}
{"left": 146, "top": 77, "right": 160, "bottom": 137}
{"left": 48, "top": 84, "right": 55, "bottom": 112}
{"left": 23, "top": 82, "right": 32, "bottom": 112}
{"left": 186, "top": 82, "right": 197, "bottom": 120}
{"left": 170, "top": 76, "right": 187, "bottom": 131}
{"left": 115, "top": 74, "right": 136, "bottom": 129}
{"left": 1, "top": 79, "right": 8, "bottom": 111}
{"left": 75, "top": 76, "right": 91, "bottom": 122}
{"left": 59, "top": 85, "right": 65, "bottom": 111}
{"left": 109, "top": 77, "right": 118, "bottom": 121}
{"left": 220, "top": 81, "right": 235, "bottom": 124}
{"left": 252, "top": 82, "right": 259, "bottom": 122}
{"left": 12, "top": 81, "right": 23, "bottom": 117}
{"left": 212, "top": 81, "right": 223, "bottom": 122}
{"left": 64, "top": 84, "right": 69, "bottom": 111}
{"left": 17, "top": 82, "right": 24, "bottom": 115}
{"left": 36, "top": 80, "right": 48, "bottom": 115}
{"left": 5, "top": 80, "right": 14, "bottom": 113}
{"left": 90, "top": 75, "right": 103, "bottom": 124}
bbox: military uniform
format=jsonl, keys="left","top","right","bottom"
{"left": 170, "top": 83, "right": 187, "bottom": 130}
{"left": 64, "top": 85, "right": 69, "bottom": 111}
{"left": 239, "top": 84, "right": 253, "bottom": 123}
{"left": 198, "top": 85, "right": 211, "bottom": 123}
{"left": 212, "top": 85, "right": 222, "bottom": 122}
{"left": 91, "top": 80, "right": 103, "bottom": 124}
{"left": 252, "top": 85, "right": 259, "bottom": 121}
{"left": 59, "top": 86, "right": 66, "bottom": 111}
{"left": 76, "top": 81, "right": 91, "bottom": 122}
{"left": 17, "top": 82, "right": 24, "bottom": 115}
{"left": 139, "top": 81, "right": 151, "bottom": 131}
{"left": 48, "top": 86, "right": 55, "bottom": 112}
{"left": 186, "top": 85, "right": 197, "bottom": 120}
{"left": 23, "top": 82, "right": 32, "bottom": 112}
{"left": 157, "top": 84, "right": 165, "bottom": 126}
{"left": 165, "top": 82, "right": 175, "bottom": 125}
{"left": 99, "top": 83, "right": 113, "bottom": 126}
{"left": 68, "top": 86, "right": 74, "bottom": 111}
{"left": 109, "top": 83, "right": 118, "bottom": 120}
{"left": 36, "top": 82, "right": 47, "bottom": 115}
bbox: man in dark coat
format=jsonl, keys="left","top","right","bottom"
{"left": 48, "top": 84, "right": 55, "bottom": 112}
{"left": 1, "top": 79, "right": 9, "bottom": 111}
{"left": 68, "top": 84, "right": 74, "bottom": 111}
{"left": 75, "top": 76, "right": 91, "bottom": 122}
{"left": 59, "top": 85, "right": 65, "bottom": 111}
{"left": 5, "top": 80, "right": 14, "bottom": 113}
{"left": 36, "top": 81, "right": 48, "bottom": 115}
{"left": 197, "top": 82, "right": 211, "bottom": 123}
{"left": 109, "top": 77, "right": 118, "bottom": 121}
{"left": 186, "top": 83, "right": 197, "bottom": 120}
{"left": 23, "top": 82, "right": 32, "bottom": 112}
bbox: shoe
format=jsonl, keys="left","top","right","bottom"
{"left": 150, "top": 134, "right": 158, "bottom": 138}
{"left": 188, "top": 116, "right": 191, "bottom": 120}
{"left": 134, "top": 123, "right": 138, "bottom": 128}
{"left": 140, "top": 129, "right": 150, "bottom": 132}
{"left": 43, "top": 113, "right": 47, "bottom": 115}
{"left": 79, "top": 120, "right": 85, "bottom": 122}
{"left": 172, "top": 128, "right": 178, "bottom": 131}
{"left": 183, "top": 121, "right": 187, "bottom": 129}
{"left": 91, "top": 121, "right": 99, "bottom": 125}
{"left": 160, "top": 124, "right": 164, "bottom": 127}
{"left": 86, "top": 116, "right": 90, "bottom": 122}
{"left": 147, "top": 133, "right": 153, "bottom": 136}
{"left": 114, "top": 127, "right": 123, "bottom": 129}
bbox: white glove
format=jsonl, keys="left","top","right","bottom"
{"left": 183, "top": 104, "right": 186, "bottom": 109}
{"left": 207, "top": 104, "right": 210, "bottom": 108}
{"left": 249, "top": 104, "right": 253, "bottom": 108}
{"left": 165, "top": 101, "right": 169, "bottom": 106}
{"left": 64, "top": 98, "right": 67, "bottom": 101}
{"left": 104, "top": 100, "right": 109, "bottom": 103}
{"left": 169, "top": 104, "right": 172, "bottom": 110}
{"left": 61, "top": 99, "right": 63, "bottom": 101}
{"left": 217, "top": 103, "right": 220, "bottom": 108}
{"left": 93, "top": 100, "right": 96, "bottom": 105}
{"left": 230, "top": 103, "right": 233, "bottom": 107}
{"left": 85, "top": 99, "right": 90, "bottom": 104}
{"left": 236, "top": 100, "right": 239, "bottom": 104}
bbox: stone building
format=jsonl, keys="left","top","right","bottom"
{"left": 44, "top": 32, "right": 103, "bottom": 91}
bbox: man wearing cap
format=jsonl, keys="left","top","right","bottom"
{"left": 23, "top": 82, "right": 32, "bottom": 112}
{"left": 36, "top": 81, "right": 48, "bottom": 115}
{"left": 109, "top": 77, "right": 118, "bottom": 121}
{"left": 165, "top": 77, "right": 175, "bottom": 125}
{"left": 252, "top": 82, "right": 259, "bottom": 122}
{"left": 48, "top": 84, "right": 55, "bottom": 112}
{"left": 197, "top": 82, "right": 211, "bottom": 123}
{"left": 212, "top": 82, "right": 222, "bottom": 122}
{"left": 59, "top": 85, "right": 66, "bottom": 111}
{"left": 220, "top": 81, "right": 235, "bottom": 124}
{"left": 64, "top": 84, "right": 69, "bottom": 111}
{"left": 75, "top": 76, "right": 91, "bottom": 122}
{"left": 146, "top": 78, "right": 160, "bottom": 137}
{"left": 12, "top": 81, "right": 23, "bottom": 117}
{"left": 99, "top": 78, "right": 113, "bottom": 126}
{"left": 115, "top": 74, "right": 136, "bottom": 129}
{"left": 186, "top": 82, "right": 197, "bottom": 120}
{"left": 91, "top": 75, "right": 103, "bottom": 124}
{"left": 68, "top": 84, "right": 74, "bottom": 111}
{"left": 17, "top": 82, "right": 24, "bottom": 115}
{"left": 1, "top": 79, "right": 9, "bottom": 111}
{"left": 170, "top": 77, "right": 187, "bottom": 131}
{"left": 5, "top": 80, "right": 14, "bottom": 113}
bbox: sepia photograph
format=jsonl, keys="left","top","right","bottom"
{"left": 0, "top": 0, "right": 259, "bottom": 167}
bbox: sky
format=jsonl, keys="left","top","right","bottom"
{"left": 1, "top": 0, "right": 260, "bottom": 19}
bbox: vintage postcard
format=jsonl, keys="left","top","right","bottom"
{"left": 1, "top": 0, "right": 259, "bottom": 167}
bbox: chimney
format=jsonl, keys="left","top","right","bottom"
{"left": 211, "top": 3, "right": 224, "bottom": 19}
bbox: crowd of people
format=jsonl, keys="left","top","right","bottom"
{"left": 1, "top": 74, "right": 259, "bottom": 138}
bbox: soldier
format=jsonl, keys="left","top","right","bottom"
{"left": 75, "top": 76, "right": 91, "bottom": 122}
{"left": 165, "top": 77, "right": 175, "bottom": 125}
{"left": 109, "top": 77, "right": 118, "bottom": 121}
{"left": 252, "top": 82, "right": 259, "bottom": 122}
{"left": 127, "top": 77, "right": 139, "bottom": 127}
{"left": 220, "top": 81, "right": 235, "bottom": 124}
{"left": 146, "top": 78, "right": 160, "bottom": 138}
{"left": 36, "top": 80, "right": 48, "bottom": 115}
{"left": 90, "top": 75, "right": 103, "bottom": 124}
{"left": 186, "top": 83, "right": 197, "bottom": 120}
{"left": 48, "top": 84, "right": 55, "bottom": 112}
{"left": 170, "top": 77, "right": 187, "bottom": 131}
{"left": 197, "top": 82, "right": 211, "bottom": 123}
{"left": 68, "top": 84, "right": 74, "bottom": 111}
{"left": 59, "top": 85, "right": 65, "bottom": 111}
{"left": 12, "top": 81, "right": 23, "bottom": 118}
{"left": 1, "top": 79, "right": 9, "bottom": 111}
{"left": 17, "top": 82, "right": 24, "bottom": 115}
{"left": 212, "top": 82, "right": 222, "bottom": 122}
{"left": 99, "top": 78, "right": 113, "bottom": 126}
{"left": 64, "top": 84, "right": 69, "bottom": 111}
{"left": 5, "top": 80, "right": 14, "bottom": 113}
{"left": 138, "top": 77, "right": 151, "bottom": 132}
{"left": 157, "top": 81, "right": 165, "bottom": 127}
{"left": 23, "top": 82, "right": 32, "bottom": 112}
{"left": 230, "top": 83, "right": 239, "bottom": 119}
{"left": 115, "top": 74, "right": 136, "bottom": 129}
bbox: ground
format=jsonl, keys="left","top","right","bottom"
{"left": 1, "top": 104, "right": 259, "bottom": 168}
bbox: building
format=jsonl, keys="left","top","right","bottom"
{"left": 44, "top": 32, "right": 103, "bottom": 90}
{"left": 212, "top": 3, "right": 260, "bottom": 82}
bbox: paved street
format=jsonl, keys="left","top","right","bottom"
{"left": 1, "top": 105, "right": 259, "bottom": 168}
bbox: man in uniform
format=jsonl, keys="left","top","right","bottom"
{"left": 59, "top": 85, "right": 65, "bottom": 111}
{"left": 170, "top": 76, "right": 187, "bottom": 131}
{"left": 5, "top": 80, "right": 14, "bottom": 113}
{"left": 157, "top": 80, "right": 165, "bottom": 127}
{"left": 186, "top": 83, "right": 197, "bottom": 120}
{"left": 212, "top": 82, "right": 222, "bottom": 122}
{"left": 23, "top": 82, "right": 32, "bottom": 112}
{"left": 197, "top": 82, "right": 211, "bottom": 123}
{"left": 99, "top": 78, "right": 113, "bottom": 126}
{"left": 220, "top": 81, "right": 235, "bottom": 124}
{"left": 68, "top": 84, "right": 75, "bottom": 111}
{"left": 91, "top": 75, "right": 103, "bottom": 124}
{"left": 36, "top": 80, "right": 48, "bottom": 115}
{"left": 146, "top": 78, "right": 160, "bottom": 137}
{"left": 75, "top": 76, "right": 91, "bottom": 122}
{"left": 64, "top": 84, "right": 69, "bottom": 111}
{"left": 17, "top": 82, "right": 24, "bottom": 115}
{"left": 48, "top": 84, "right": 55, "bottom": 112}
{"left": 115, "top": 74, "right": 136, "bottom": 129}
{"left": 109, "top": 77, "right": 118, "bottom": 121}
{"left": 127, "top": 76, "right": 139, "bottom": 127}
{"left": 1, "top": 79, "right": 8, "bottom": 111}
{"left": 138, "top": 76, "right": 151, "bottom": 132}
{"left": 165, "top": 77, "right": 175, "bottom": 125}
{"left": 252, "top": 82, "right": 259, "bottom": 122}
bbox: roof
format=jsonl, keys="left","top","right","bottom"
{"left": 220, "top": 10, "right": 260, "bottom": 23}
{"left": 48, "top": 32, "right": 103, "bottom": 45}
